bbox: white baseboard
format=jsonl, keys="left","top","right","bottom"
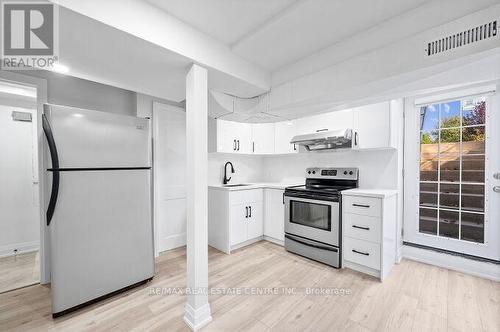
{"left": 0, "top": 241, "right": 39, "bottom": 258}
{"left": 263, "top": 236, "right": 284, "bottom": 246}
{"left": 230, "top": 236, "right": 263, "bottom": 252}
{"left": 159, "top": 233, "right": 186, "bottom": 253}
{"left": 403, "top": 245, "right": 500, "bottom": 282}
{"left": 183, "top": 302, "right": 212, "bottom": 331}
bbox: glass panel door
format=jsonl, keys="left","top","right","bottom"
{"left": 404, "top": 89, "right": 500, "bottom": 261}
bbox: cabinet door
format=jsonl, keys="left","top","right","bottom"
{"left": 264, "top": 189, "right": 285, "bottom": 241}
{"left": 252, "top": 123, "right": 275, "bottom": 154}
{"left": 217, "top": 120, "right": 238, "bottom": 153}
{"left": 247, "top": 201, "right": 263, "bottom": 240}
{"left": 234, "top": 122, "right": 253, "bottom": 154}
{"left": 295, "top": 109, "right": 353, "bottom": 135}
{"left": 353, "top": 102, "right": 391, "bottom": 149}
{"left": 274, "top": 121, "right": 297, "bottom": 154}
{"left": 230, "top": 204, "right": 248, "bottom": 246}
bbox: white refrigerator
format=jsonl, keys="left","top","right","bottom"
{"left": 42, "top": 104, "right": 155, "bottom": 317}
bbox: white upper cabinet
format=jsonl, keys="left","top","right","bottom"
{"left": 295, "top": 109, "right": 353, "bottom": 135}
{"left": 252, "top": 123, "right": 275, "bottom": 154}
{"left": 274, "top": 121, "right": 298, "bottom": 154}
{"left": 235, "top": 121, "right": 253, "bottom": 154}
{"left": 353, "top": 101, "right": 399, "bottom": 150}
{"left": 209, "top": 99, "right": 401, "bottom": 154}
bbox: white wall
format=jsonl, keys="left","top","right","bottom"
{"left": 208, "top": 153, "right": 265, "bottom": 185}
{"left": 0, "top": 105, "right": 39, "bottom": 257}
{"left": 263, "top": 150, "right": 399, "bottom": 189}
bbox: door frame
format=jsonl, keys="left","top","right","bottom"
{"left": 0, "top": 71, "right": 49, "bottom": 283}
{"left": 403, "top": 82, "right": 499, "bottom": 261}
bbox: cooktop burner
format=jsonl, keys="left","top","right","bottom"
{"left": 285, "top": 167, "right": 359, "bottom": 197}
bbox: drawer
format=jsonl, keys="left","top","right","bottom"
{"left": 344, "top": 213, "right": 381, "bottom": 244}
{"left": 343, "top": 195, "right": 381, "bottom": 217}
{"left": 344, "top": 237, "right": 380, "bottom": 270}
{"left": 229, "top": 189, "right": 263, "bottom": 205}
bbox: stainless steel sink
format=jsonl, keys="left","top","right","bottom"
{"left": 223, "top": 184, "right": 251, "bottom": 187}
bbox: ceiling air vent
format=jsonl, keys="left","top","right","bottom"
{"left": 425, "top": 20, "right": 497, "bottom": 56}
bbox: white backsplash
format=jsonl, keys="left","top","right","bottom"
{"left": 208, "top": 153, "right": 265, "bottom": 185}
{"left": 209, "top": 149, "right": 399, "bottom": 189}
{"left": 262, "top": 149, "right": 399, "bottom": 189}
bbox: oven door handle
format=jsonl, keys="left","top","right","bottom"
{"left": 285, "top": 234, "right": 338, "bottom": 252}
{"left": 284, "top": 192, "right": 339, "bottom": 202}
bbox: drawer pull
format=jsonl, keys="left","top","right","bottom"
{"left": 352, "top": 249, "right": 370, "bottom": 256}
{"left": 352, "top": 225, "right": 370, "bottom": 231}
{"left": 352, "top": 203, "right": 370, "bottom": 208}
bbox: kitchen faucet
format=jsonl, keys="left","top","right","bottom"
{"left": 223, "top": 161, "right": 235, "bottom": 184}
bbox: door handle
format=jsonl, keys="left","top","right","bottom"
{"left": 493, "top": 186, "right": 500, "bottom": 193}
{"left": 237, "top": 140, "right": 240, "bottom": 151}
{"left": 249, "top": 206, "right": 252, "bottom": 218}
{"left": 293, "top": 144, "right": 297, "bottom": 151}
{"left": 233, "top": 139, "right": 236, "bottom": 151}
{"left": 352, "top": 225, "right": 370, "bottom": 231}
{"left": 245, "top": 206, "right": 248, "bottom": 218}
{"left": 493, "top": 172, "right": 500, "bottom": 180}
{"left": 42, "top": 111, "right": 60, "bottom": 226}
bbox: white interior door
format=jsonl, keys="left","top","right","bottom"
{"left": 153, "top": 102, "right": 186, "bottom": 255}
{"left": 404, "top": 86, "right": 500, "bottom": 261}
{"left": 0, "top": 106, "right": 39, "bottom": 258}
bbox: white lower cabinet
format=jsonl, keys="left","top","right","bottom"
{"left": 342, "top": 191, "right": 397, "bottom": 281}
{"left": 264, "top": 189, "right": 285, "bottom": 243}
{"left": 209, "top": 188, "right": 264, "bottom": 253}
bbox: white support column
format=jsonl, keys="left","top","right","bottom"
{"left": 183, "top": 64, "right": 212, "bottom": 331}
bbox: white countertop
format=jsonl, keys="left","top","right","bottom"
{"left": 341, "top": 188, "right": 398, "bottom": 198}
{"left": 208, "top": 182, "right": 303, "bottom": 191}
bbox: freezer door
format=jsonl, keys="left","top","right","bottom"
{"left": 45, "top": 104, "right": 150, "bottom": 168}
{"left": 50, "top": 170, "right": 154, "bottom": 314}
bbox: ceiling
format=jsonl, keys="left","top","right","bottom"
{"left": 146, "top": 0, "right": 430, "bottom": 71}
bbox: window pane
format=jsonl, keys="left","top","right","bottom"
{"left": 460, "top": 212, "right": 484, "bottom": 243}
{"left": 419, "top": 208, "right": 437, "bottom": 235}
{"left": 420, "top": 105, "right": 439, "bottom": 131}
{"left": 439, "top": 154, "right": 460, "bottom": 182}
{"left": 439, "top": 101, "right": 461, "bottom": 128}
{"left": 439, "top": 210, "right": 459, "bottom": 239}
{"left": 462, "top": 126, "right": 485, "bottom": 154}
{"left": 462, "top": 99, "right": 485, "bottom": 126}
{"left": 440, "top": 184, "right": 459, "bottom": 209}
{"left": 440, "top": 128, "right": 461, "bottom": 144}
{"left": 420, "top": 131, "right": 438, "bottom": 153}
{"left": 461, "top": 185, "right": 484, "bottom": 212}
{"left": 420, "top": 156, "right": 438, "bottom": 181}
{"left": 420, "top": 183, "right": 438, "bottom": 207}
{"left": 462, "top": 154, "right": 485, "bottom": 183}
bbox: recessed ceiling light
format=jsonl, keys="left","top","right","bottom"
{"left": 52, "top": 63, "right": 69, "bottom": 74}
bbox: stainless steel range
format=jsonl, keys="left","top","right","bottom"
{"left": 284, "top": 167, "right": 359, "bottom": 268}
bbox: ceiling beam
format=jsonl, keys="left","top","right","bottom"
{"left": 230, "top": 0, "right": 309, "bottom": 50}
{"left": 50, "top": 0, "right": 271, "bottom": 92}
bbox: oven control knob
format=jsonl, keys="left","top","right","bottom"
{"left": 344, "top": 171, "right": 348, "bottom": 175}
{"left": 312, "top": 171, "right": 316, "bottom": 174}
{"left": 349, "top": 171, "right": 353, "bottom": 175}
{"left": 308, "top": 171, "right": 311, "bottom": 174}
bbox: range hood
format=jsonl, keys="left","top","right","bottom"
{"left": 290, "top": 128, "right": 357, "bottom": 151}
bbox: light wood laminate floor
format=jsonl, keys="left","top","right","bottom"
{"left": 0, "top": 241, "right": 498, "bottom": 331}
{"left": 0, "top": 251, "right": 39, "bottom": 294}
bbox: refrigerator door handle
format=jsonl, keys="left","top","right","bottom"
{"left": 42, "top": 111, "right": 60, "bottom": 226}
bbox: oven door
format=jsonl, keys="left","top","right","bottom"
{"left": 284, "top": 193, "right": 339, "bottom": 246}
